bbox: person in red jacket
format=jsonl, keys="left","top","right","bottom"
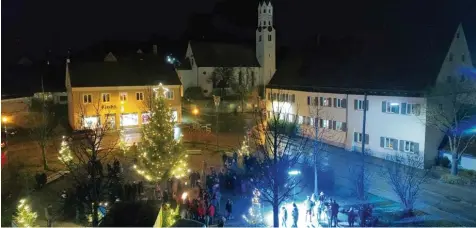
{"left": 197, "top": 202, "right": 206, "bottom": 222}
{"left": 206, "top": 203, "right": 216, "bottom": 225}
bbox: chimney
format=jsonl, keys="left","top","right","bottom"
{"left": 153, "top": 45, "right": 158, "bottom": 55}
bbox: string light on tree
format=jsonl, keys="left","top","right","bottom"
{"left": 243, "top": 188, "right": 264, "bottom": 225}
{"left": 13, "top": 199, "right": 38, "bottom": 227}
{"left": 58, "top": 136, "right": 73, "bottom": 164}
{"left": 135, "top": 83, "right": 188, "bottom": 182}
{"left": 239, "top": 136, "right": 250, "bottom": 156}
{"left": 118, "top": 128, "right": 129, "bottom": 154}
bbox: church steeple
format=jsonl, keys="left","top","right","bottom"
{"left": 256, "top": 0, "right": 276, "bottom": 85}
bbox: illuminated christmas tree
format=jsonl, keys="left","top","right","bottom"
{"left": 244, "top": 188, "right": 263, "bottom": 225}
{"left": 118, "top": 128, "right": 129, "bottom": 155}
{"left": 239, "top": 136, "right": 250, "bottom": 156}
{"left": 135, "top": 83, "right": 188, "bottom": 182}
{"left": 13, "top": 199, "right": 38, "bottom": 227}
{"left": 58, "top": 136, "right": 73, "bottom": 164}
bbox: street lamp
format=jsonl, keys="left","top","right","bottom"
{"left": 288, "top": 170, "right": 301, "bottom": 201}
{"left": 213, "top": 95, "right": 221, "bottom": 153}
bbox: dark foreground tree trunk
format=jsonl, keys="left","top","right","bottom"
{"left": 273, "top": 200, "right": 279, "bottom": 228}
{"left": 451, "top": 153, "right": 459, "bottom": 175}
{"left": 41, "top": 145, "right": 49, "bottom": 170}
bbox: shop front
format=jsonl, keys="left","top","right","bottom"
{"left": 105, "top": 114, "right": 116, "bottom": 129}
{"left": 120, "top": 113, "right": 139, "bottom": 127}
{"left": 83, "top": 116, "right": 100, "bottom": 129}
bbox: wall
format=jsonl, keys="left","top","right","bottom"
{"left": 265, "top": 88, "right": 433, "bottom": 167}
{"left": 69, "top": 85, "right": 182, "bottom": 130}
{"left": 439, "top": 150, "right": 476, "bottom": 171}
{"left": 1, "top": 97, "right": 31, "bottom": 128}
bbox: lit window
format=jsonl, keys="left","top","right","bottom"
{"left": 382, "top": 101, "right": 400, "bottom": 114}
{"left": 83, "top": 94, "right": 92, "bottom": 104}
{"left": 120, "top": 92, "right": 127, "bottom": 101}
{"left": 136, "top": 92, "right": 144, "bottom": 101}
{"left": 298, "top": 116, "right": 303, "bottom": 124}
{"left": 382, "top": 137, "right": 398, "bottom": 150}
{"left": 102, "top": 93, "right": 110, "bottom": 103}
{"left": 288, "top": 114, "right": 294, "bottom": 123}
{"left": 320, "top": 119, "right": 329, "bottom": 128}
{"left": 165, "top": 91, "right": 174, "bottom": 100}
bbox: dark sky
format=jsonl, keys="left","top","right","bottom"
{"left": 2, "top": 0, "right": 476, "bottom": 63}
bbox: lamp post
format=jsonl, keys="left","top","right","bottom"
{"left": 288, "top": 170, "right": 301, "bottom": 201}
{"left": 2, "top": 117, "right": 8, "bottom": 141}
{"left": 213, "top": 95, "right": 221, "bottom": 153}
{"left": 192, "top": 107, "right": 199, "bottom": 147}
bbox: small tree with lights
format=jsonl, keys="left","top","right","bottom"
{"left": 239, "top": 136, "right": 251, "bottom": 157}
{"left": 13, "top": 199, "right": 38, "bottom": 227}
{"left": 117, "top": 128, "right": 129, "bottom": 155}
{"left": 135, "top": 84, "right": 188, "bottom": 182}
{"left": 58, "top": 136, "right": 73, "bottom": 165}
{"left": 244, "top": 188, "right": 264, "bottom": 225}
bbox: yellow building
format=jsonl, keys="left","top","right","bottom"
{"left": 65, "top": 53, "right": 182, "bottom": 130}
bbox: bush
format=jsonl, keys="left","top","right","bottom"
{"left": 440, "top": 174, "right": 469, "bottom": 185}
{"left": 184, "top": 87, "right": 205, "bottom": 100}
{"left": 459, "top": 169, "right": 476, "bottom": 179}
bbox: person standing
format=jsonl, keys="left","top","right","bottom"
{"left": 347, "top": 207, "right": 356, "bottom": 227}
{"left": 331, "top": 200, "right": 339, "bottom": 227}
{"left": 45, "top": 204, "right": 53, "bottom": 227}
{"left": 292, "top": 203, "right": 299, "bottom": 227}
{"left": 305, "top": 196, "right": 313, "bottom": 223}
{"left": 225, "top": 199, "right": 233, "bottom": 220}
{"left": 281, "top": 206, "right": 288, "bottom": 227}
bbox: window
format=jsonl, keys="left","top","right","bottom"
{"left": 102, "top": 93, "right": 111, "bottom": 103}
{"left": 290, "top": 94, "right": 295, "bottom": 103}
{"left": 319, "top": 97, "right": 332, "bottom": 107}
{"left": 136, "top": 92, "right": 144, "bottom": 101}
{"left": 83, "top": 94, "right": 92, "bottom": 104}
{"left": 251, "top": 71, "right": 255, "bottom": 86}
{"left": 381, "top": 137, "right": 398, "bottom": 150}
{"left": 268, "top": 35, "right": 272, "bottom": 41}
{"left": 449, "top": 53, "right": 453, "bottom": 62}
{"left": 298, "top": 116, "right": 303, "bottom": 124}
{"left": 382, "top": 101, "right": 400, "bottom": 114}
{"left": 259, "top": 35, "right": 262, "bottom": 42}
{"left": 319, "top": 119, "right": 329, "bottom": 128}
{"left": 165, "top": 91, "right": 174, "bottom": 100}
{"left": 456, "top": 32, "right": 460, "bottom": 38}
{"left": 462, "top": 54, "right": 465, "bottom": 62}
{"left": 400, "top": 140, "right": 419, "bottom": 153}
{"left": 353, "top": 132, "right": 369, "bottom": 144}
{"left": 288, "top": 114, "right": 295, "bottom": 123}
{"left": 333, "top": 98, "right": 346, "bottom": 108}
{"left": 401, "top": 103, "right": 421, "bottom": 115}
{"left": 354, "top": 99, "right": 368, "bottom": 111}
{"left": 119, "top": 92, "right": 127, "bottom": 102}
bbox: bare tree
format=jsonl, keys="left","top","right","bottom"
{"left": 249, "top": 90, "right": 308, "bottom": 227}
{"left": 230, "top": 67, "right": 256, "bottom": 112}
{"left": 28, "top": 94, "right": 59, "bottom": 170}
{"left": 306, "top": 96, "right": 341, "bottom": 195}
{"left": 424, "top": 74, "right": 476, "bottom": 175}
{"left": 60, "top": 97, "right": 119, "bottom": 227}
{"left": 382, "top": 153, "right": 430, "bottom": 216}
{"left": 208, "top": 67, "right": 234, "bottom": 96}
{"left": 348, "top": 149, "right": 373, "bottom": 200}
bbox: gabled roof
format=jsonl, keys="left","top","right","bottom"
{"left": 69, "top": 54, "right": 181, "bottom": 87}
{"left": 269, "top": 18, "right": 463, "bottom": 96}
{"left": 189, "top": 40, "right": 260, "bottom": 67}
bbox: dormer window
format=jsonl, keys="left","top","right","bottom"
{"left": 449, "top": 53, "right": 453, "bottom": 62}
{"left": 462, "top": 54, "right": 465, "bottom": 62}
{"left": 456, "top": 32, "right": 460, "bottom": 38}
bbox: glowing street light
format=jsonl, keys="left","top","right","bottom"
{"left": 192, "top": 108, "right": 199, "bottom": 116}
{"left": 288, "top": 170, "right": 301, "bottom": 176}
{"left": 2, "top": 117, "right": 8, "bottom": 123}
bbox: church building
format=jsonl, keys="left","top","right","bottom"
{"left": 176, "top": 1, "right": 276, "bottom": 97}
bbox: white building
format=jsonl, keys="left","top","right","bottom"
{"left": 176, "top": 1, "right": 276, "bottom": 96}
{"left": 265, "top": 23, "right": 475, "bottom": 168}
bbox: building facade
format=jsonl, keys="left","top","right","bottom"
{"left": 176, "top": 1, "right": 276, "bottom": 96}
{"left": 265, "top": 23, "right": 474, "bottom": 168}
{"left": 66, "top": 53, "right": 182, "bottom": 130}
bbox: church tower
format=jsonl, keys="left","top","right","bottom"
{"left": 256, "top": 0, "right": 276, "bottom": 85}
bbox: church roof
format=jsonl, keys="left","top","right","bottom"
{"left": 69, "top": 54, "right": 181, "bottom": 87}
{"left": 189, "top": 41, "right": 260, "bottom": 67}
{"left": 269, "top": 19, "right": 468, "bottom": 96}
